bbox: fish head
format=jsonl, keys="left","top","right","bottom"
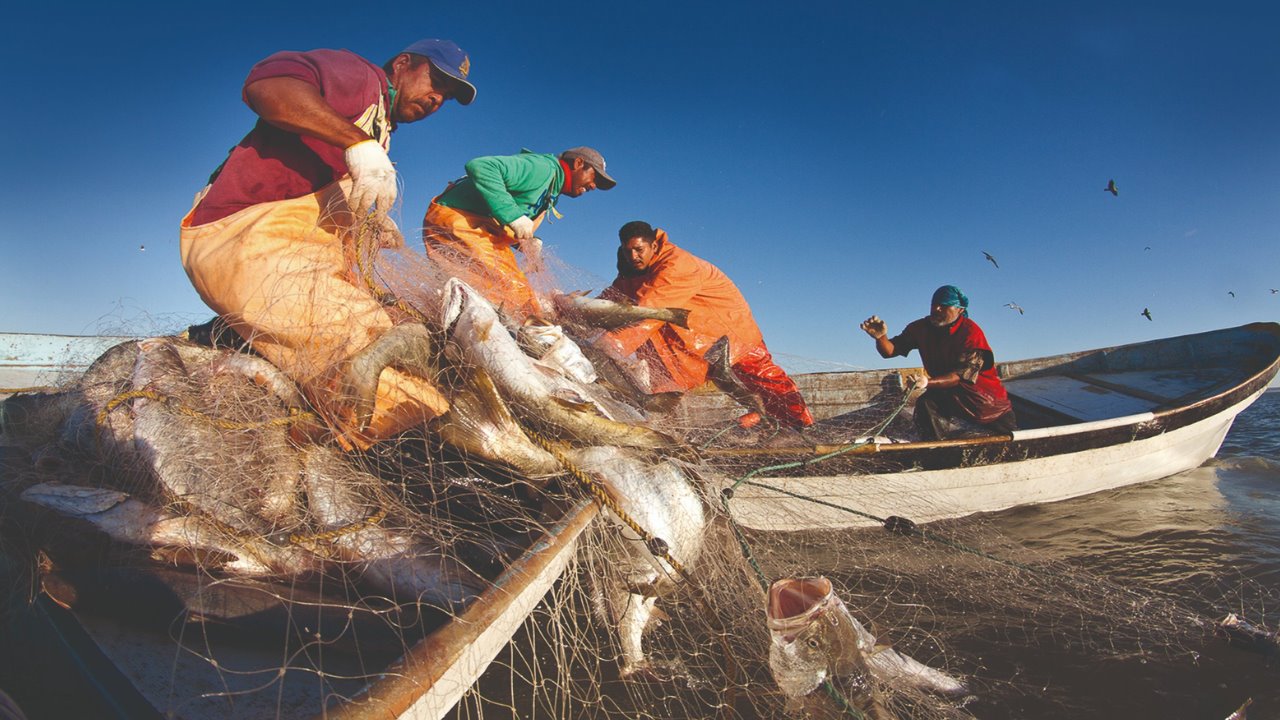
{"left": 441, "top": 277, "right": 471, "bottom": 335}
{"left": 767, "top": 576, "right": 843, "bottom": 698}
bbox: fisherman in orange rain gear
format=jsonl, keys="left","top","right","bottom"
{"left": 422, "top": 147, "right": 615, "bottom": 320}
{"left": 595, "top": 221, "right": 815, "bottom": 429}
{"left": 179, "top": 40, "right": 477, "bottom": 451}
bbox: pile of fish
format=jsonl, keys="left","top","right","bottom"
{"left": 1, "top": 278, "right": 969, "bottom": 711}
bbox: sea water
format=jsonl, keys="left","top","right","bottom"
{"left": 938, "top": 390, "right": 1280, "bottom": 719}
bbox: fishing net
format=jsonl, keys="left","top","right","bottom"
{"left": 0, "top": 219, "right": 1275, "bottom": 720}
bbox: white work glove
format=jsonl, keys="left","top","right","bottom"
{"left": 344, "top": 139, "right": 397, "bottom": 216}
{"left": 909, "top": 374, "right": 929, "bottom": 391}
{"left": 508, "top": 215, "right": 535, "bottom": 241}
{"left": 860, "top": 315, "right": 887, "bottom": 339}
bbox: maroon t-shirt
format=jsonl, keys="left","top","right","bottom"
{"left": 890, "top": 316, "right": 1012, "bottom": 421}
{"left": 190, "top": 49, "right": 392, "bottom": 225}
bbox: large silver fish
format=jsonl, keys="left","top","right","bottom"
{"left": 552, "top": 292, "right": 691, "bottom": 330}
{"left": 564, "top": 445, "right": 707, "bottom": 677}
{"left": 441, "top": 278, "right": 689, "bottom": 456}
{"left": 300, "top": 445, "right": 487, "bottom": 610}
{"left": 767, "top": 576, "right": 967, "bottom": 715}
{"left": 18, "top": 482, "right": 320, "bottom": 577}
{"left": 128, "top": 337, "right": 301, "bottom": 531}
{"left": 431, "top": 364, "right": 562, "bottom": 482}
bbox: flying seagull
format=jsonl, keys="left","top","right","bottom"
{"left": 139, "top": 245, "right": 146, "bottom": 251}
{"left": 1004, "top": 302, "right": 1024, "bottom": 315}
{"left": 1228, "top": 291, "right": 1236, "bottom": 298}
{"left": 1144, "top": 246, "right": 1151, "bottom": 251}
{"left": 1105, "top": 179, "right": 1118, "bottom": 196}
{"left": 1271, "top": 289, "right": 1278, "bottom": 294}
{"left": 1141, "top": 308, "right": 1152, "bottom": 321}
{"left": 982, "top": 251, "right": 999, "bottom": 269}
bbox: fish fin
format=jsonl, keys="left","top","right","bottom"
{"left": 667, "top": 307, "right": 692, "bottom": 329}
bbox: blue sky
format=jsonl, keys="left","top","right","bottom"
{"left": 2, "top": 1, "right": 1277, "bottom": 374}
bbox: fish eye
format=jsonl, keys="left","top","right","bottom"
{"left": 806, "top": 638, "right": 820, "bottom": 649}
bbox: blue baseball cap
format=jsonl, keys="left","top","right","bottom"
{"left": 400, "top": 39, "right": 476, "bottom": 105}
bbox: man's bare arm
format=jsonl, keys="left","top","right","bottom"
{"left": 244, "top": 76, "right": 371, "bottom": 149}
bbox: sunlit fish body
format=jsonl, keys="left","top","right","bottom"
{"left": 565, "top": 445, "right": 707, "bottom": 677}
{"left": 441, "top": 278, "right": 687, "bottom": 455}
{"left": 552, "top": 292, "right": 691, "bottom": 330}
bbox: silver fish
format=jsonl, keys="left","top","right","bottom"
{"left": 564, "top": 445, "right": 707, "bottom": 677}
{"left": 129, "top": 337, "right": 301, "bottom": 531}
{"left": 431, "top": 364, "right": 562, "bottom": 481}
{"left": 300, "top": 445, "right": 487, "bottom": 610}
{"left": 441, "top": 278, "right": 689, "bottom": 456}
{"left": 552, "top": 291, "right": 691, "bottom": 330}
{"left": 18, "top": 482, "right": 319, "bottom": 577}
{"left": 767, "top": 576, "right": 968, "bottom": 714}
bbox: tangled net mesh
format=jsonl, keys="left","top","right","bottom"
{"left": 0, "top": 217, "right": 1275, "bottom": 720}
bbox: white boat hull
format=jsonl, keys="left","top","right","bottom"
{"left": 724, "top": 387, "right": 1265, "bottom": 532}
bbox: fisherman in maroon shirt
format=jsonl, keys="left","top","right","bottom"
{"left": 179, "top": 39, "right": 478, "bottom": 451}
{"left": 860, "top": 285, "right": 1017, "bottom": 440}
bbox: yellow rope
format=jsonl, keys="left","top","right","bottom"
{"left": 97, "top": 389, "right": 318, "bottom": 431}
{"left": 352, "top": 216, "right": 432, "bottom": 324}
{"left": 287, "top": 507, "right": 389, "bottom": 552}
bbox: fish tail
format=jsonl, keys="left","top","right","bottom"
{"left": 669, "top": 307, "right": 692, "bottom": 329}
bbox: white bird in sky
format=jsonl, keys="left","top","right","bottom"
{"left": 1004, "top": 302, "right": 1024, "bottom": 315}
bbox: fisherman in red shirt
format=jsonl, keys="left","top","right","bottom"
{"left": 179, "top": 39, "right": 476, "bottom": 450}
{"left": 595, "top": 221, "right": 814, "bottom": 429}
{"left": 860, "top": 285, "right": 1017, "bottom": 440}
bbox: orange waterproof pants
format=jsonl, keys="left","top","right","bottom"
{"left": 422, "top": 202, "right": 542, "bottom": 319}
{"left": 731, "top": 345, "right": 814, "bottom": 428}
{"left": 179, "top": 179, "right": 449, "bottom": 450}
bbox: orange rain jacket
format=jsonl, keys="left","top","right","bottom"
{"left": 599, "top": 230, "right": 813, "bottom": 427}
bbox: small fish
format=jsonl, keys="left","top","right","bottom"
{"left": 552, "top": 291, "right": 691, "bottom": 330}
{"left": 1217, "top": 613, "right": 1280, "bottom": 655}
{"left": 1225, "top": 698, "right": 1252, "bottom": 720}
{"left": 1004, "top": 302, "right": 1024, "bottom": 315}
{"left": 1105, "top": 179, "right": 1119, "bottom": 196}
{"left": 767, "top": 576, "right": 967, "bottom": 716}
{"left": 1141, "top": 308, "right": 1153, "bottom": 321}
{"left": 982, "top": 251, "right": 999, "bottom": 269}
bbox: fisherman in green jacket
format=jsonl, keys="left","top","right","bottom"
{"left": 422, "top": 147, "right": 615, "bottom": 319}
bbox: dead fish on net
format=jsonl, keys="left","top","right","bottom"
{"left": 441, "top": 278, "right": 691, "bottom": 457}
{"left": 767, "top": 576, "right": 968, "bottom": 715}
{"left": 432, "top": 364, "right": 562, "bottom": 482}
{"left": 1217, "top": 613, "right": 1280, "bottom": 656}
{"left": 128, "top": 337, "right": 301, "bottom": 531}
{"left": 564, "top": 445, "right": 707, "bottom": 678}
{"left": 300, "top": 445, "right": 487, "bottom": 610}
{"left": 18, "top": 482, "right": 320, "bottom": 576}
{"left": 551, "top": 291, "right": 691, "bottom": 330}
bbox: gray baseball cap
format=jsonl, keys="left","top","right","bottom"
{"left": 560, "top": 146, "right": 616, "bottom": 190}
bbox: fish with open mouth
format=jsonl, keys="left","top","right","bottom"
{"left": 767, "top": 576, "right": 968, "bottom": 716}
{"left": 551, "top": 291, "right": 691, "bottom": 330}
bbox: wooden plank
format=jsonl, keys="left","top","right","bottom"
{"left": 1064, "top": 372, "right": 1176, "bottom": 405}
